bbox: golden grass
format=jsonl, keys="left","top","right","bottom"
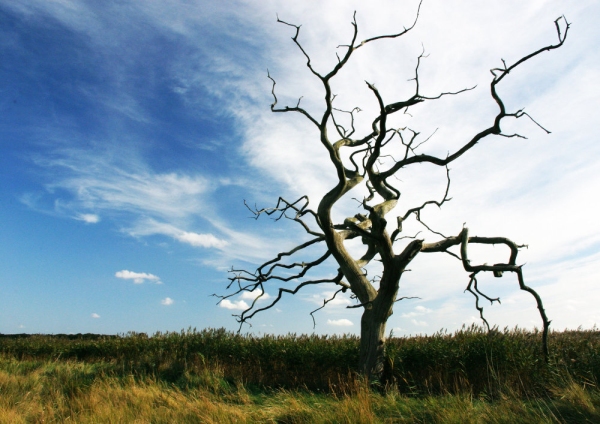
{"left": 1, "top": 357, "right": 599, "bottom": 423}
{"left": 1, "top": 327, "right": 600, "bottom": 422}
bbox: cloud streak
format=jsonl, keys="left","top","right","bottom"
{"left": 328, "top": 319, "right": 353, "bottom": 327}
{"left": 35, "top": 148, "right": 210, "bottom": 220}
{"left": 26, "top": 145, "right": 237, "bottom": 252}
{"left": 77, "top": 213, "right": 100, "bottom": 224}
{"left": 115, "top": 270, "right": 161, "bottom": 284}
{"left": 128, "top": 219, "right": 228, "bottom": 249}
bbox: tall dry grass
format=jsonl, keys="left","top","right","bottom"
{"left": 2, "top": 326, "right": 600, "bottom": 422}
{"left": 2, "top": 325, "right": 599, "bottom": 397}
{"left": 1, "top": 356, "right": 599, "bottom": 423}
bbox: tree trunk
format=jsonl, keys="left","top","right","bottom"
{"left": 358, "top": 260, "right": 406, "bottom": 382}
{"left": 359, "top": 305, "right": 389, "bottom": 382}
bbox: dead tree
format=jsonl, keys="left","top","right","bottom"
{"left": 217, "top": 4, "right": 569, "bottom": 380}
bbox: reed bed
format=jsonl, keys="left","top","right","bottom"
{"left": 2, "top": 325, "right": 599, "bottom": 397}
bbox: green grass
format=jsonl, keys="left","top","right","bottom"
{"left": 1, "top": 326, "right": 599, "bottom": 422}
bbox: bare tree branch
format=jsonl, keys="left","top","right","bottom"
{"left": 219, "top": 9, "right": 568, "bottom": 375}
{"left": 268, "top": 71, "right": 320, "bottom": 128}
{"left": 310, "top": 287, "right": 346, "bottom": 328}
{"left": 354, "top": 0, "right": 423, "bottom": 49}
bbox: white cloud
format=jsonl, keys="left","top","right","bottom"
{"left": 28, "top": 147, "right": 232, "bottom": 251}
{"left": 411, "top": 319, "right": 428, "bottom": 327}
{"left": 161, "top": 297, "right": 174, "bottom": 306}
{"left": 219, "top": 299, "right": 250, "bottom": 310}
{"left": 174, "top": 231, "right": 228, "bottom": 249}
{"left": 115, "top": 270, "right": 161, "bottom": 284}
{"left": 239, "top": 291, "right": 271, "bottom": 301}
{"left": 41, "top": 154, "right": 210, "bottom": 221}
{"left": 77, "top": 213, "right": 100, "bottom": 223}
{"left": 127, "top": 219, "right": 228, "bottom": 249}
{"left": 401, "top": 305, "right": 433, "bottom": 318}
{"left": 327, "top": 318, "right": 354, "bottom": 327}
{"left": 200, "top": 218, "right": 288, "bottom": 265}
{"left": 91, "top": 313, "right": 100, "bottom": 318}
{"left": 414, "top": 306, "right": 432, "bottom": 313}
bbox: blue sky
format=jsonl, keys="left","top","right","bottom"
{"left": 1, "top": 0, "right": 599, "bottom": 336}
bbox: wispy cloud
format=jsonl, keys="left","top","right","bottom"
{"left": 77, "top": 213, "right": 100, "bottom": 224}
{"left": 115, "top": 270, "right": 161, "bottom": 284}
{"left": 161, "top": 297, "right": 174, "bottom": 306}
{"left": 35, "top": 148, "right": 211, "bottom": 220}
{"left": 127, "top": 219, "right": 227, "bottom": 249}
{"left": 25, "top": 142, "right": 278, "bottom": 265}
{"left": 327, "top": 319, "right": 353, "bottom": 327}
{"left": 91, "top": 313, "right": 100, "bottom": 318}
{"left": 401, "top": 305, "right": 432, "bottom": 319}
{"left": 26, "top": 146, "right": 238, "bottom": 252}
{"left": 239, "top": 291, "right": 271, "bottom": 301}
{"left": 411, "top": 319, "right": 428, "bottom": 327}
{"left": 176, "top": 231, "right": 227, "bottom": 248}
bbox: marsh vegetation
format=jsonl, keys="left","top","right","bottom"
{"left": 1, "top": 326, "right": 599, "bottom": 422}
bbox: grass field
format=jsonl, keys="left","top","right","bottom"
{"left": 1, "top": 326, "right": 599, "bottom": 423}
